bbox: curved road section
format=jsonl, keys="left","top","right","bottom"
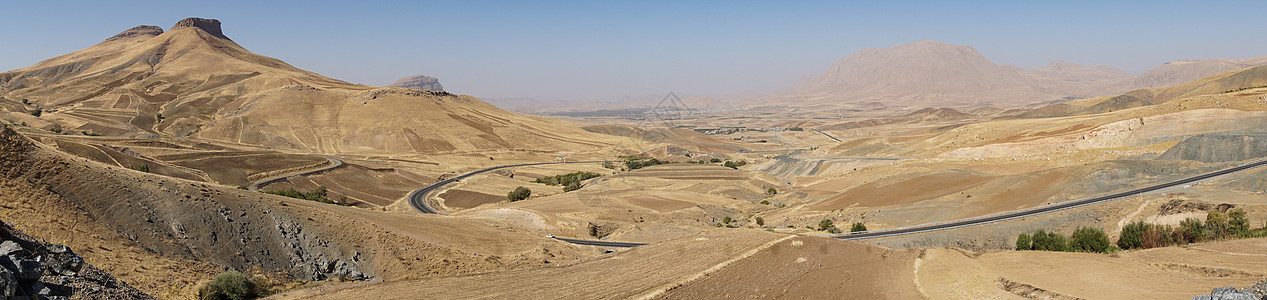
{"left": 405, "top": 160, "right": 651, "bottom": 247}
{"left": 834, "top": 158, "right": 1267, "bottom": 240}
{"left": 247, "top": 155, "right": 344, "bottom": 191}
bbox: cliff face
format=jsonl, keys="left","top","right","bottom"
{"left": 388, "top": 74, "right": 445, "bottom": 92}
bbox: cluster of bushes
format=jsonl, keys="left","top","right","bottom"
{"left": 265, "top": 186, "right": 346, "bottom": 205}
{"left": 786, "top": 127, "right": 804, "bottom": 131}
{"left": 507, "top": 186, "right": 531, "bottom": 202}
{"left": 128, "top": 164, "right": 150, "bottom": 173}
{"left": 1223, "top": 85, "right": 1267, "bottom": 93}
{"left": 722, "top": 160, "right": 747, "bottom": 169}
{"left": 534, "top": 171, "right": 601, "bottom": 192}
{"left": 624, "top": 157, "right": 667, "bottom": 170}
{"left": 850, "top": 222, "right": 867, "bottom": 233}
{"left": 199, "top": 270, "right": 276, "bottom": 300}
{"left": 1016, "top": 227, "right": 1112, "bottom": 253}
{"left": 1118, "top": 209, "right": 1262, "bottom": 250}
{"left": 817, "top": 219, "right": 843, "bottom": 234}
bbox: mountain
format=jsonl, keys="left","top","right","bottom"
{"left": 388, "top": 74, "right": 444, "bottom": 91}
{"left": 780, "top": 40, "right": 1267, "bottom": 109}
{"left": 1129, "top": 56, "right": 1267, "bottom": 89}
{"left": 786, "top": 40, "right": 1084, "bottom": 108}
{"left": 0, "top": 18, "right": 618, "bottom": 153}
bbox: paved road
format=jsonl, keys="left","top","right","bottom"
{"left": 834, "top": 158, "right": 1267, "bottom": 240}
{"left": 403, "top": 160, "right": 654, "bottom": 247}
{"left": 811, "top": 129, "right": 842, "bottom": 142}
{"left": 247, "top": 156, "right": 344, "bottom": 191}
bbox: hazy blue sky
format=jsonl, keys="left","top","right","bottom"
{"left": 2, "top": 1, "right": 1265, "bottom": 102}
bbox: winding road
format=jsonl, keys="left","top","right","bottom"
{"left": 403, "top": 156, "right": 1267, "bottom": 248}
{"left": 247, "top": 155, "right": 344, "bottom": 191}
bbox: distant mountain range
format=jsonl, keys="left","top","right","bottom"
{"left": 778, "top": 40, "right": 1267, "bottom": 108}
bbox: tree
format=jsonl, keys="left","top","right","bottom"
{"left": 1016, "top": 233, "right": 1032, "bottom": 250}
{"left": 1206, "top": 211, "right": 1230, "bottom": 238}
{"left": 199, "top": 270, "right": 258, "bottom": 300}
{"left": 1069, "top": 227, "right": 1110, "bottom": 253}
{"left": 817, "top": 219, "right": 834, "bottom": 231}
{"left": 1228, "top": 209, "right": 1250, "bottom": 236}
{"left": 766, "top": 187, "right": 777, "bottom": 196}
{"left": 1118, "top": 221, "right": 1149, "bottom": 250}
{"left": 507, "top": 186, "right": 531, "bottom": 202}
{"left": 850, "top": 222, "right": 867, "bottom": 233}
{"left": 1178, "top": 217, "right": 1206, "bottom": 243}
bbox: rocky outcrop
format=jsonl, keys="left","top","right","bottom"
{"left": 0, "top": 219, "right": 151, "bottom": 299}
{"left": 1157, "top": 134, "right": 1267, "bottom": 163}
{"left": 171, "top": 17, "right": 229, "bottom": 40}
{"left": 388, "top": 75, "right": 445, "bottom": 92}
{"left": 1191, "top": 286, "right": 1261, "bottom": 300}
{"left": 105, "top": 25, "right": 164, "bottom": 42}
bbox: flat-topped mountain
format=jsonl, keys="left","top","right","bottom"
{"left": 388, "top": 74, "right": 445, "bottom": 91}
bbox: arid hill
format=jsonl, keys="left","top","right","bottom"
{"left": 0, "top": 18, "right": 621, "bottom": 154}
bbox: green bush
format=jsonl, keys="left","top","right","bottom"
{"left": 766, "top": 187, "right": 777, "bottom": 196}
{"left": 755, "top": 217, "right": 764, "bottom": 226}
{"left": 1229, "top": 209, "right": 1250, "bottom": 236}
{"left": 817, "top": 219, "right": 834, "bottom": 231}
{"left": 199, "top": 270, "right": 258, "bottom": 300}
{"left": 1069, "top": 227, "right": 1110, "bottom": 253}
{"left": 1206, "top": 211, "right": 1230, "bottom": 239}
{"left": 709, "top": 158, "right": 722, "bottom": 163}
{"left": 723, "top": 160, "right": 746, "bottom": 169}
{"left": 1030, "top": 229, "right": 1069, "bottom": 251}
{"left": 265, "top": 186, "right": 334, "bottom": 204}
{"left": 826, "top": 226, "right": 842, "bottom": 234}
{"left": 563, "top": 181, "right": 582, "bottom": 192}
{"left": 1015, "top": 233, "right": 1032, "bottom": 251}
{"left": 507, "top": 186, "right": 531, "bottom": 202}
{"left": 722, "top": 216, "right": 732, "bottom": 224}
{"left": 1177, "top": 218, "right": 1206, "bottom": 243}
{"left": 30, "top": 108, "right": 41, "bottom": 117}
{"left": 850, "top": 222, "right": 867, "bottom": 232}
{"left": 759, "top": 200, "right": 770, "bottom": 205}
{"left": 624, "top": 157, "right": 667, "bottom": 170}
{"left": 1118, "top": 221, "right": 1149, "bottom": 250}
{"left": 535, "top": 171, "right": 601, "bottom": 187}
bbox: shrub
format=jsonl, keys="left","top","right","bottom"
{"left": 1118, "top": 221, "right": 1149, "bottom": 249}
{"left": 1206, "top": 211, "right": 1229, "bottom": 239}
{"left": 817, "top": 219, "right": 834, "bottom": 231}
{"left": 1229, "top": 209, "right": 1250, "bottom": 236}
{"left": 709, "top": 158, "right": 722, "bottom": 163}
{"left": 1015, "top": 233, "right": 1032, "bottom": 251}
{"left": 1069, "top": 227, "right": 1110, "bottom": 253}
{"left": 1140, "top": 225, "right": 1174, "bottom": 249}
{"left": 1177, "top": 218, "right": 1206, "bottom": 243}
{"left": 535, "top": 171, "right": 601, "bottom": 186}
{"left": 766, "top": 187, "right": 777, "bottom": 196}
{"left": 624, "top": 157, "right": 666, "bottom": 170}
{"left": 30, "top": 108, "right": 41, "bottom": 117}
{"left": 129, "top": 164, "right": 150, "bottom": 173}
{"left": 850, "top": 222, "right": 867, "bottom": 233}
{"left": 759, "top": 200, "right": 770, "bottom": 205}
{"left": 755, "top": 217, "right": 765, "bottom": 226}
{"left": 723, "top": 160, "right": 746, "bottom": 169}
{"left": 199, "top": 270, "right": 258, "bottom": 300}
{"left": 1030, "top": 230, "right": 1069, "bottom": 251}
{"left": 507, "top": 186, "right": 531, "bottom": 202}
{"left": 826, "top": 226, "right": 842, "bottom": 234}
{"left": 563, "top": 181, "right": 582, "bottom": 192}
{"left": 722, "top": 216, "right": 732, "bottom": 224}
{"left": 264, "top": 186, "right": 334, "bottom": 204}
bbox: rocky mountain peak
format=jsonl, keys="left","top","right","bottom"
{"left": 389, "top": 75, "right": 445, "bottom": 92}
{"left": 105, "top": 25, "right": 164, "bottom": 42}
{"left": 171, "top": 17, "right": 229, "bottom": 40}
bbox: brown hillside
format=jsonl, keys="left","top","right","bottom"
{"left": 0, "top": 18, "right": 621, "bottom": 154}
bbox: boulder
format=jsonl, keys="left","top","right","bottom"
{"left": 45, "top": 244, "right": 83, "bottom": 276}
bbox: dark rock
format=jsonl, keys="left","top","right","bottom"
{"left": 45, "top": 244, "right": 83, "bottom": 276}
{"left": 0, "top": 267, "right": 15, "bottom": 298}
{"left": 1192, "top": 286, "right": 1260, "bottom": 300}
{"left": 171, "top": 17, "right": 230, "bottom": 40}
{"left": 6, "top": 255, "right": 45, "bottom": 282}
{"left": 105, "top": 25, "right": 164, "bottom": 42}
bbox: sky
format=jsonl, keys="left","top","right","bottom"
{"left": 2, "top": 1, "right": 1265, "bottom": 102}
